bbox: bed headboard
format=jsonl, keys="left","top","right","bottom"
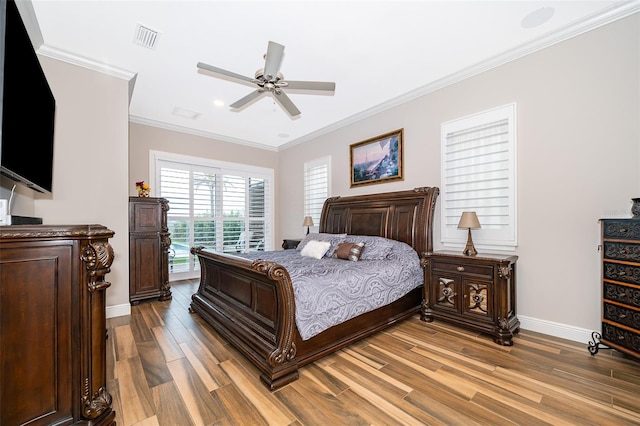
{"left": 318, "top": 186, "right": 439, "bottom": 255}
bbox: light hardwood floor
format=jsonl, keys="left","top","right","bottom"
{"left": 106, "top": 279, "right": 640, "bottom": 425}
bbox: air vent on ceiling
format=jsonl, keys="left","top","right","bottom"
{"left": 134, "top": 23, "right": 160, "bottom": 49}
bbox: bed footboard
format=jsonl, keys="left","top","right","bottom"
{"left": 189, "top": 247, "right": 299, "bottom": 389}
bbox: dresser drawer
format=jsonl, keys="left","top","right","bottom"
{"left": 604, "top": 241, "right": 640, "bottom": 263}
{"left": 431, "top": 261, "right": 493, "bottom": 278}
{"left": 603, "top": 261, "right": 640, "bottom": 286}
{"left": 604, "top": 302, "right": 640, "bottom": 330}
{"left": 604, "top": 282, "right": 640, "bottom": 309}
{"left": 602, "top": 220, "right": 640, "bottom": 240}
{"left": 602, "top": 322, "right": 640, "bottom": 354}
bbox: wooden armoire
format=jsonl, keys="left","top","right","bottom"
{"left": 129, "top": 196, "right": 172, "bottom": 304}
{"left": 0, "top": 224, "right": 116, "bottom": 425}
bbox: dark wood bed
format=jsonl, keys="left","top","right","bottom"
{"left": 189, "top": 186, "right": 439, "bottom": 390}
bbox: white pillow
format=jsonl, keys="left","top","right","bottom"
{"left": 300, "top": 240, "right": 331, "bottom": 259}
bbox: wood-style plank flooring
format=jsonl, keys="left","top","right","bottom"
{"left": 106, "top": 279, "right": 640, "bottom": 425}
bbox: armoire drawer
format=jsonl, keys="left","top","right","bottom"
{"left": 604, "top": 282, "right": 640, "bottom": 309}
{"left": 602, "top": 322, "right": 640, "bottom": 354}
{"left": 603, "top": 261, "right": 640, "bottom": 286}
{"left": 603, "top": 220, "right": 640, "bottom": 240}
{"left": 603, "top": 302, "right": 640, "bottom": 330}
{"left": 603, "top": 241, "right": 640, "bottom": 263}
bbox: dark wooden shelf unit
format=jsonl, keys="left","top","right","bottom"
{"left": 589, "top": 219, "right": 640, "bottom": 360}
{"left": 422, "top": 251, "right": 520, "bottom": 345}
{"left": 129, "top": 196, "right": 172, "bottom": 304}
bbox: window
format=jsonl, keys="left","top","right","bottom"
{"left": 151, "top": 151, "right": 274, "bottom": 280}
{"left": 441, "top": 103, "right": 517, "bottom": 250}
{"left": 304, "top": 157, "right": 330, "bottom": 228}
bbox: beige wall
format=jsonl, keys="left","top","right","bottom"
{"left": 128, "top": 124, "right": 279, "bottom": 195}
{"left": 278, "top": 15, "right": 640, "bottom": 340}
{"left": 33, "top": 57, "right": 131, "bottom": 311}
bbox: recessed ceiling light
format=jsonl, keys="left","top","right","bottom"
{"left": 521, "top": 7, "right": 555, "bottom": 29}
{"left": 172, "top": 107, "right": 201, "bottom": 120}
{"left": 213, "top": 99, "right": 224, "bottom": 107}
{"left": 278, "top": 133, "right": 290, "bottom": 138}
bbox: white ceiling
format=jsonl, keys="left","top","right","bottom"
{"left": 29, "top": 0, "right": 637, "bottom": 151}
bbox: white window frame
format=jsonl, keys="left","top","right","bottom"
{"left": 304, "top": 156, "right": 331, "bottom": 231}
{"left": 149, "top": 150, "right": 275, "bottom": 280}
{"left": 440, "top": 103, "right": 517, "bottom": 251}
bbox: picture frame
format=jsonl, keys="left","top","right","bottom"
{"left": 350, "top": 129, "right": 404, "bottom": 187}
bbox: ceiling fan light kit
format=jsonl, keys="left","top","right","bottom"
{"left": 197, "top": 41, "right": 335, "bottom": 118}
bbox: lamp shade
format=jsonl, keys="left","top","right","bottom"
{"left": 458, "top": 212, "right": 481, "bottom": 229}
{"left": 303, "top": 216, "right": 314, "bottom": 227}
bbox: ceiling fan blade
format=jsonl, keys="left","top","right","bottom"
{"left": 197, "top": 62, "right": 256, "bottom": 86}
{"left": 284, "top": 80, "right": 336, "bottom": 95}
{"left": 229, "top": 89, "right": 266, "bottom": 110}
{"left": 263, "top": 41, "right": 285, "bottom": 81}
{"left": 272, "top": 90, "right": 301, "bottom": 117}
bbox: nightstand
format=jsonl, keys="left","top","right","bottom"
{"left": 282, "top": 239, "right": 302, "bottom": 250}
{"left": 421, "top": 251, "right": 520, "bottom": 345}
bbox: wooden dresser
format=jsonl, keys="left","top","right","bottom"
{"left": 0, "top": 224, "right": 116, "bottom": 426}
{"left": 422, "top": 251, "right": 520, "bottom": 345}
{"left": 129, "top": 196, "right": 172, "bottom": 304}
{"left": 589, "top": 219, "right": 640, "bottom": 359}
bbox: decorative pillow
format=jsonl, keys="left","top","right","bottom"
{"left": 333, "top": 242, "right": 365, "bottom": 261}
{"left": 297, "top": 232, "right": 347, "bottom": 257}
{"left": 300, "top": 240, "right": 331, "bottom": 259}
{"left": 343, "top": 235, "right": 395, "bottom": 260}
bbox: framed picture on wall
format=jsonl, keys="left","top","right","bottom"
{"left": 350, "top": 129, "right": 404, "bottom": 187}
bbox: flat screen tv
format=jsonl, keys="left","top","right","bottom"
{"left": 0, "top": 0, "right": 56, "bottom": 194}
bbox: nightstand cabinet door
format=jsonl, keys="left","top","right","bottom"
{"left": 423, "top": 252, "right": 519, "bottom": 346}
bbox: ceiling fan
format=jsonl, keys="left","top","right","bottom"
{"left": 197, "top": 41, "right": 335, "bottom": 118}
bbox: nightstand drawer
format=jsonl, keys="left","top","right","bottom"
{"left": 431, "top": 260, "right": 493, "bottom": 278}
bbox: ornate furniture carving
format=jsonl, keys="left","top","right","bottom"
{"left": 129, "top": 196, "right": 172, "bottom": 304}
{"left": 0, "top": 224, "right": 116, "bottom": 425}
{"left": 422, "top": 251, "right": 520, "bottom": 345}
{"left": 588, "top": 219, "right": 640, "bottom": 359}
{"left": 190, "top": 187, "right": 439, "bottom": 390}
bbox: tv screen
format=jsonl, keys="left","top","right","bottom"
{"left": 0, "top": 0, "right": 56, "bottom": 194}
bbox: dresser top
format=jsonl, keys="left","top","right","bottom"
{"left": 0, "top": 224, "right": 114, "bottom": 240}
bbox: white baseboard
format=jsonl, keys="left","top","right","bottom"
{"left": 518, "top": 315, "right": 594, "bottom": 344}
{"left": 103, "top": 305, "right": 594, "bottom": 344}
{"left": 106, "top": 303, "right": 131, "bottom": 319}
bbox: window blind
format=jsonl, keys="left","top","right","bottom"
{"left": 304, "top": 157, "right": 330, "bottom": 226}
{"left": 441, "top": 104, "right": 516, "bottom": 248}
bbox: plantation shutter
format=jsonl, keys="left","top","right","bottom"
{"left": 304, "top": 157, "right": 330, "bottom": 227}
{"left": 441, "top": 104, "right": 517, "bottom": 248}
{"left": 155, "top": 154, "right": 273, "bottom": 279}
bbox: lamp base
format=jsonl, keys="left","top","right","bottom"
{"left": 462, "top": 228, "right": 478, "bottom": 256}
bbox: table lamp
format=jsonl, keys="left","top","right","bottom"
{"left": 303, "top": 216, "right": 314, "bottom": 235}
{"left": 458, "top": 211, "right": 481, "bottom": 256}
